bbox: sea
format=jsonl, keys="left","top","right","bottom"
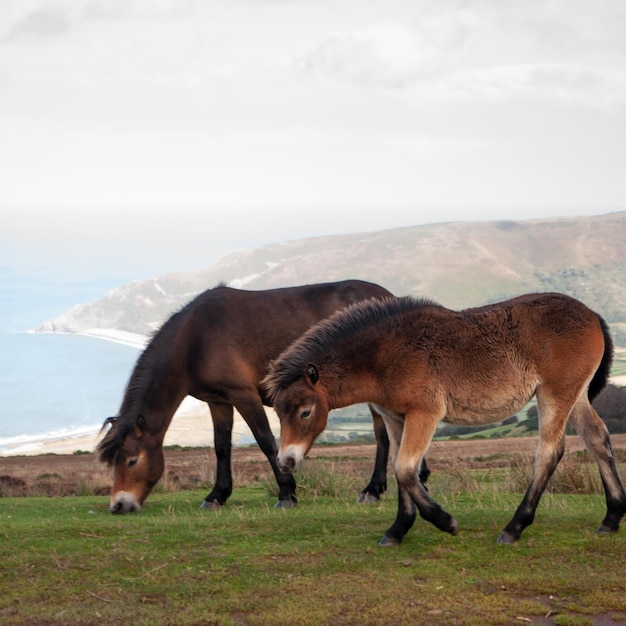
{"left": 0, "top": 264, "right": 143, "bottom": 453}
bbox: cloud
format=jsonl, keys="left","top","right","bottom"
{"left": 302, "top": 23, "right": 424, "bottom": 89}
{"left": 1, "top": 0, "right": 193, "bottom": 44}
{"left": 445, "top": 64, "right": 626, "bottom": 111}
{"left": 490, "top": 0, "right": 626, "bottom": 60}
{"left": 301, "top": 13, "right": 479, "bottom": 89}
{"left": 297, "top": 4, "right": 626, "bottom": 112}
{"left": 4, "top": 6, "right": 71, "bottom": 41}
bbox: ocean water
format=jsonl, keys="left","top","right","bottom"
{"left": 0, "top": 332, "right": 139, "bottom": 437}
{"left": 0, "top": 265, "right": 141, "bottom": 451}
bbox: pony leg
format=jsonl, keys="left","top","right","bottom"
{"left": 376, "top": 411, "right": 415, "bottom": 546}
{"left": 357, "top": 404, "right": 390, "bottom": 503}
{"left": 498, "top": 388, "right": 570, "bottom": 544}
{"left": 233, "top": 395, "right": 298, "bottom": 508}
{"left": 570, "top": 399, "right": 626, "bottom": 533}
{"left": 201, "top": 402, "right": 235, "bottom": 508}
{"left": 362, "top": 405, "right": 430, "bottom": 505}
{"left": 381, "top": 410, "right": 458, "bottom": 545}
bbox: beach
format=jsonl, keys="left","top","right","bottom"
{"left": 0, "top": 396, "right": 278, "bottom": 457}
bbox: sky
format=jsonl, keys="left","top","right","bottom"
{"left": 1, "top": 0, "right": 625, "bottom": 278}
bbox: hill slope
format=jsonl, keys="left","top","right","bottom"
{"left": 39, "top": 212, "right": 626, "bottom": 341}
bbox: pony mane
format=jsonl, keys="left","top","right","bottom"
{"left": 264, "top": 296, "right": 440, "bottom": 400}
{"left": 97, "top": 304, "right": 189, "bottom": 464}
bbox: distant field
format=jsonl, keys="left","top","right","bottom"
{"left": 611, "top": 349, "right": 626, "bottom": 377}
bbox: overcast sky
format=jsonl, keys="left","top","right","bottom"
{"left": 1, "top": 0, "right": 625, "bottom": 276}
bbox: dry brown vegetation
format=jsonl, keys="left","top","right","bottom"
{"left": 2, "top": 434, "right": 625, "bottom": 499}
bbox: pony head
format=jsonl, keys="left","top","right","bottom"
{"left": 98, "top": 415, "right": 165, "bottom": 513}
{"left": 266, "top": 363, "right": 330, "bottom": 474}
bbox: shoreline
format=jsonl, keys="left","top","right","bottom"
{"left": 0, "top": 397, "right": 277, "bottom": 457}
{"left": 32, "top": 327, "right": 149, "bottom": 349}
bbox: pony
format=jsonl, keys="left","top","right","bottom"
{"left": 98, "top": 280, "right": 426, "bottom": 514}
{"left": 264, "top": 293, "right": 626, "bottom": 545}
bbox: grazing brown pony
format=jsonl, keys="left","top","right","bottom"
{"left": 98, "top": 280, "right": 416, "bottom": 514}
{"left": 265, "top": 293, "right": 626, "bottom": 546}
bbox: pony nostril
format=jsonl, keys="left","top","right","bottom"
{"left": 278, "top": 455, "right": 295, "bottom": 474}
{"left": 110, "top": 494, "right": 142, "bottom": 514}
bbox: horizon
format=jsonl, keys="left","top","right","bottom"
{"left": 2, "top": 207, "right": 623, "bottom": 287}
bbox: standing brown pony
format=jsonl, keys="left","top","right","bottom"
{"left": 98, "top": 280, "right": 415, "bottom": 514}
{"left": 265, "top": 293, "right": 626, "bottom": 545}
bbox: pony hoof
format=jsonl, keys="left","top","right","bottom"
{"left": 274, "top": 499, "right": 296, "bottom": 509}
{"left": 200, "top": 500, "right": 222, "bottom": 510}
{"left": 356, "top": 492, "right": 379, "bottom": 504}
{"left": 496, "top": 531, "right": 517, "bottom": 544}
{"left": 378, "top": 535, "right": 401, "bottom": 547}
{"left": 596, "top": 524, "right": 617, "bottom": 535}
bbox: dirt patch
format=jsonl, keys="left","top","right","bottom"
{"left": 1, "top": 435, "right": 625, "bottom": 498}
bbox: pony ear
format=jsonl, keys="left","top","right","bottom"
{"left": 306, "top": 364, "right": 319, "bottom": 385}
{"left": 100, "top": 416, "right": 117, "bottom": 433}
{"left": 135, "top": 414, "right": 147, "bottom": 436}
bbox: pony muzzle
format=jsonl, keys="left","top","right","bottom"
{"left": 277, "top": 444, "right": 306, "bottom": 474}
{"left": 110, "top": 491, "right": 142, "bottom": 514}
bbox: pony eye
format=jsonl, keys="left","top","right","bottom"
{"left": 127, "top": 457, "right": 139, "bottom": 468}
{"left": 300, "top": 409, "right": 312, "bottom": 420}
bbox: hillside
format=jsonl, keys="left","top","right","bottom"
{"left": 39, "top": 212, "right": 626, "bottom": 343}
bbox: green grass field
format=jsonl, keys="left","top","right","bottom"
{"left": 2, "top": 466, "right": 625, "bottom": 626}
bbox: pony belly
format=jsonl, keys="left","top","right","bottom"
{"left": 442, "top": 374, "right": 537, "bottom": 426}
{"left": 443, "top": 397, "right": 532, "bottom": 426}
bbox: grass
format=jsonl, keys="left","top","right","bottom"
{"left": 2, "top": 461, "right": 626, "bottom": 625}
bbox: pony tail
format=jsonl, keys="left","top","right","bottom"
{"left": 588, "top": 314, "right": 614, "bottom": 402}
